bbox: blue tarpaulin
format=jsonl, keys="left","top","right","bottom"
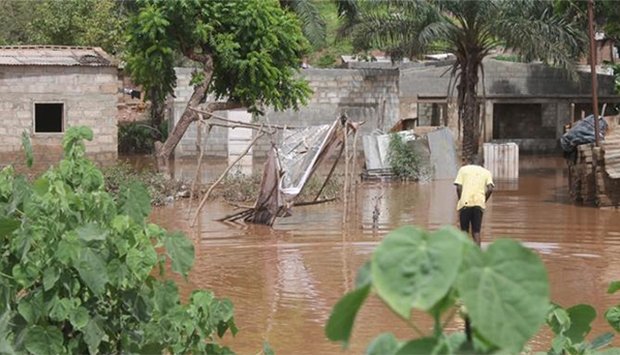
{"left": 560, "top": 115, "right": 607, "bottom": 153}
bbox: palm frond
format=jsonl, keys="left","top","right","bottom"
{"left": 282, "top": 0, "right": 326, "bottom": 49}
{"left": 492, "top": 0, "right": 586, "bottom": 73}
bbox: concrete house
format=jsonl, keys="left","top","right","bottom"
{"left": 401, "top": 58, "right": 620, "bottom": 153}
{"left": 0, "top": 46, "right": 119, "bottom": 168}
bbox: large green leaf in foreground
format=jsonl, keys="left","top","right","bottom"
{"left": 371, "top": 226, "right": 467, "bottom": 318}
{"left": 457, "top": 239, "right": 550, "bottom": 352}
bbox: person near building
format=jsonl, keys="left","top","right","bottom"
{"left": 454, "top": 155, "right": 494, "bottom": 246}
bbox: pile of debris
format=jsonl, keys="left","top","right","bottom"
{"left": 563, "top": 114, "right": 620, "bottom": 207}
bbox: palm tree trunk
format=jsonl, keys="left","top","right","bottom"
{"left": 459, "top": 55, "right": 481, "bottom": 164}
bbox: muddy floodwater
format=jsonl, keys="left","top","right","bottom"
{"left": 151, "top": 156, "right": 620, "bottom": 354}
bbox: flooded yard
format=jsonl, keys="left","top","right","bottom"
{"left": 151, "top": 156, "right": 620, "bottom": 354}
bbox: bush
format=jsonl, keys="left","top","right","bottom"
{"left": 387, "top": 133, "right": 421, "bottom": 180}
{"left": 102, "top": 162, "right": 186, "bottom": 206}
{"left": 118, "top": 121, "right": 167, "bottom": 154}
{"left": 0, "top": 127, "right": 236, "bottom": 354}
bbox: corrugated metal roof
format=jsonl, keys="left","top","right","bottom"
{"left": 0, "top": 45, "right": 117, "bottom": 67}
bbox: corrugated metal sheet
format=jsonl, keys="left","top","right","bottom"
{"left": 603, "top": 129, "right": 620, "bottom": 178}
{"left": 0, "top": 45, "right": 116, "bottom": 67}
{"left": 483, "top": 142, "right": 519, "bottom": 180}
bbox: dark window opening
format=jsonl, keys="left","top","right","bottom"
{"left": 35, "top": 103, "right": 63, "bottom": 133}
{"left": 493, "top": 103, "right": 554, "bottom": 139}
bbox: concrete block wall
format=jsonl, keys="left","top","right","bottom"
{"left": 0, "top": 65, "right": 119, "bottom": 165}
{"left": 253, "top": 68, "right": 400, "bottom": 159}
{"left": 171, "top": 67, "right": 400, "bottom": 159}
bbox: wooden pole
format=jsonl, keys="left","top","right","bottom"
{"left": 191, "top": 130, "right": 265, "bottom": 226}
{"left": 588, "top": 0, "right": 600, "bottom": 147}
{"left": 342, "top": 125, "right": 349, "bottom": 224}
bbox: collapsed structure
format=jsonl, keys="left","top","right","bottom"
{"left": 220, "top": 117, "right": 357, "bottom": 225}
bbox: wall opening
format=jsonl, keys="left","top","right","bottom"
{"left": 493, "top": 103, "right": 554, "bottom": 139}
{"left": 417, "top": 102, "right": 447, "bottom": 126}
{"left": 34, "top": 103, "right": 63, "bottom": 133}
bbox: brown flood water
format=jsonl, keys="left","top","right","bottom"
{"left": 151, "top": 156, "right": 620, "bottom": 354}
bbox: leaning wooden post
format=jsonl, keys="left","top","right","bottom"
{"left": 342, "top": 123, "right": 349, "bottom": 224}
{"left": 314, "top": 144, "right": 345, "bottom": 201}
{"left": 188, "top": 119, "right": 212, "bottom": 218}
{"left": 191, "top": 130, "right": 265, "bottom": 226}
{"left": 350, "top": 125, "right": 359, "bottom": 208}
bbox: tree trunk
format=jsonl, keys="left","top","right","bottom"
{"left": 155, "top": 56, "right": 214, "bottom": 173}
{"left": 149, "top": 88, "right": 165, "bottom": 129}
{"left": 459, "top": 55, "right": 481, "bottom": 164}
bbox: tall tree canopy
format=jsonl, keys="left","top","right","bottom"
{"left": 125, "top": 0, "right": 312, "bottom": 169}
{"left": 554, "top": 0, "right": 620, "bottom": 46}
{"left": 0, "top": 0, "right": 128, "bottom": 55}
{"left": 346, "top": 0, "right": 586, "bottom": 162}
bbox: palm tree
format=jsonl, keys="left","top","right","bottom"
{"left": 345, "top": 0, "right": 586, "bottom": 162}
{"left": 280, "top": 0, "right": 360, "bottom": 49}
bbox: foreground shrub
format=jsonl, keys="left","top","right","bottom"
{"left": 0, "top": 127, "right": 236, "bottom": 354}
{"left": 325, "top": 226, "right": 620, "bottom": 354}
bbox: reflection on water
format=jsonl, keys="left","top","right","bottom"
{"left": 151, "top": 156, "right": 620, "bottom": 354}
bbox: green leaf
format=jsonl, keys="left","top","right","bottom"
{"left": 395, "top": 337, "right": 441, "bottom": 355}
{"left": 366, "top": 332, "right": 400, "bottom": 355}
{"left": 32, "top": 177, "right": 50, "bottom": 196}
{"left": 163, "top": 231, "right": 195, "bottom": 277}
{"left": 263, "top": 341, "right": 274, "bottom": 355}
{"left": 0, "top": 217, "right": 20, "bottom": 237}
{"left": 153, "top": 280, "right": 180, "bottom": 315}
{"left": 84, "top": 317, "right": 106, "bottom": 354}
{"left": 76, "top": 223, "right": 108, "bottom": 242}
{"left": 21, "top": 131, "right": 33, "bottom": 168}
{"left": 547, "top": 303, "right": 571, "bottom": 335}
{"left": 355, "top": 261, "right": 371, "bottom": 288}
{"left": 42, "top": 267, "right": 60, "bottom": 291}
{"left": 24, "top": 326, "right": 64, "bottom": 355}
{"left": 608, "top": 281, "right": 620, "bottom": 294}
{"left": 118, "top": 181, "right": 151, "bottom": 224}
{"left": 564, "top": 304, "right": 596, "bottom": 343}
{"left": 371, "top": 226, "right": 467, "bottom": 318}
{"left": 69, "top": 306, "right": 90, "bottom": 330}
{"left": 457, "top": 239, "right": 550, "bottom": 352}
{"left": 606, "top": 306, "right": 620, "bottom": 332}
{"left": 126, "top": 247, "right": 157, "bottom": 280}
{"left": 325, "top": 284, "right": 370, "bottom": 347}
{"left": 75, "top": 248, "right": 109, "bottom": 296}
{"left": 49, "top": 298, "right": 77, "bottom": 322}
{"left": 0, "top": 310, "right": 16, "bottom": 355}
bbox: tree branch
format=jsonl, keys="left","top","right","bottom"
{"left": 205, "top": 102, "right": 244, "bottom": 112}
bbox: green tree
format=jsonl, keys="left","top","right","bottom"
{"left": 26, "top": 0, "right": 128, "bottom": 55}
{"left": 125, "top": 0, "right": 312, "bottom": 172}
{"left": 345, "top": 0, "right": 586, "bottom": 162}
{"left": 0, "top": 0, "right": 35, "bottom": 45}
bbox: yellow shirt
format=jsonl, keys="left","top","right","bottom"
{"left": 454, "top": 165, "right": 494, "bottom": 210}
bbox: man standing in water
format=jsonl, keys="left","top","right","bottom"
{"left": 454, "top": 155, "right": 494, "bottom": 246}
